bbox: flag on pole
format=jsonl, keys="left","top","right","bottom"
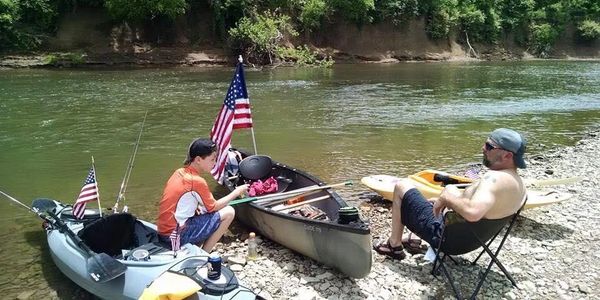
{"left": 73, "top": 167, "right": 99, "bottom": 219}
{"left": 169, "top": 224, "right": 181, "bottom": 252}
{"left": 210, "top": 61, "right": 253, "bottom": 183}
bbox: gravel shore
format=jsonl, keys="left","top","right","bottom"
{"left": 215, "top": 128, "right": 600, "bottom": 300}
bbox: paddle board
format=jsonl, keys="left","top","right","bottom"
{"left": 360, "top": 174, "right": 574, "bottom": 210}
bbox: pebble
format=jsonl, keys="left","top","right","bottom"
{"left": 16, "top": 291, "right": 35, "bottom": 300}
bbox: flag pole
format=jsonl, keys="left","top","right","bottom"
{"left": 91, "top": 156, "right": 103, "bottom": 217}
{"left": 250, "top": 128, "right": 258, "bottom": 155}
{"left": 238, "top": 55, "right": 258, "bottom": 155}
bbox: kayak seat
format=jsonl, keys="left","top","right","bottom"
{"left": 78, "top": 213, "right": 138, "bottom": 257}
{"left": 431, "top": 198, "right": 527, "bottom": 299}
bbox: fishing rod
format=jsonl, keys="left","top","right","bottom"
{"left": 0, "top": 190, "right": 127, "bottom": 282}
{"left": 113, "top": 111, "right": 148, "bottom": 213}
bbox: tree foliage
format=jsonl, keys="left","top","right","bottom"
{"left": 104, "top": 0, "right": 187, "bottom": 21}
{"left": 2, "top": 0, "right": 600, "bottom": 58}
{"left": 228, "top": 11, "right": 298, "bottom": 64}
{"left": 0, "top": 0, "right": 57, "bottom": 52}
{"left": 577, "top": 19, "right": 600, "bottom": 41}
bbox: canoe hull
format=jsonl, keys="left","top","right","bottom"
{"left": 224, "top": 155, "right": 372, "bottom": 278}
{"left": 235, "top": 203, "right": 371, "bottom": 278}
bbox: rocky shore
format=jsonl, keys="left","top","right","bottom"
{"left": 215, "top": 128, "right": 600, "bottom": 300}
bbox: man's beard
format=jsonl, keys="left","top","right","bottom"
{"left": 483, "top": 156, "right": 492, "bottom": 168}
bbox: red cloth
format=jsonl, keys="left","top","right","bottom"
{"left": 248, "top": 177, "right": 278, "bottom": 196}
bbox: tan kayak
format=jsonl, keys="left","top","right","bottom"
{"left": 361, "top": 170, "right": 575, "bottom": 210}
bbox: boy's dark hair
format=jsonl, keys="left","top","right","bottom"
{"left": 184, "top": 138, "right": 217, "bottom": 165}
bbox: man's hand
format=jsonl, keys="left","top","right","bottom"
{"left": 433, "top": 198, "right": 446, "bottom": 217}
{"left": 440, "top": 185, "right": 461, "bottom": 199}
{"left": 434, "top": 185, "right": 462, "bottom": 217}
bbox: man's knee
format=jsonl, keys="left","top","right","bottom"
{"left": 393, "top": 179, "right": 415, "bottom": 201}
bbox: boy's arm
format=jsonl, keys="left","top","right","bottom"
{"left": 213, "top": 184, "right": 249, "bottom": 211}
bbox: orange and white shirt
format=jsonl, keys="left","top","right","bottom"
{"left": 157, "top": 166, "right": 217, "bottom": 236}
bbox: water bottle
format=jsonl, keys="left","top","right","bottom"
{"left": 247, "top": 232, "right": 258, "bottom": 260}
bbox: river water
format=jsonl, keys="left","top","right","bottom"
{"left": 1, "top": 61, "right": 599, "bottom": 298}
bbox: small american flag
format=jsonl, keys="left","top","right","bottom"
{"left": 210, "top": 62, "right": 253, "bottom": 183}
{"left": 73, "top": 167, "right": 99, "bottom": 219}
{"left": 464, "top": 165, "right": 481, "bottom": 179}
{"left": 170, "top": 224, "right": 181, "bottom": 252}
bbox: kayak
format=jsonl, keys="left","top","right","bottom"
{"left": 222, "top": 151, "right": 372, "bottom": 278}
{"left": 360, "top": 170, "right": 474, "bottom": 200}
{"left": 31, "top": 199, "right": 258, "bottom": 300}
{"left": 361, "top": 170, "right": 573, "bottom": 210}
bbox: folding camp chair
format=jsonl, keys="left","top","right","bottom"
{"left": 431, "top": 200, "right": 526, "bottom": 299}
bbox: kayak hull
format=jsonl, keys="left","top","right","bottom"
{"left": 361, "top": 171, "right": 573, "bottom": 210}
{"left": 42, "top": 202, "right": 256, "bottom": 300}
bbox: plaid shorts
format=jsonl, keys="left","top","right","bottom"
{"left": 180, "top": 212, "right": 221, "bottom": 246}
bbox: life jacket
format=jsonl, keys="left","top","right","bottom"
{"left": 225, "top": 150, "right": 243, "bottom": 176}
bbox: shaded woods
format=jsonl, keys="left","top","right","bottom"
{"left": 1, "top": 0, "right": 599, "bottom": 64}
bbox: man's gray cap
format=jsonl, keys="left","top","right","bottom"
{"left": 490, "top": 128, "right": 527, "bottom": 168}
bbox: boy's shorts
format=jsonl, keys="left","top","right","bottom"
{"left": 160, "top": 212, "right": 221, "bottom": 247}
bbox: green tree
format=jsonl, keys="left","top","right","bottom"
{"left": 104, "top": 0, "right": 187, "bottom": 21}
{"left": 228, "top": 11, "right": 298, "bottom": 64}
{"left": 298, "top": 0, "right": 327, "bottom": 30}
{"left": 328, "top": 0, "right": 374, "bottom": 24}
{"left": 577, "top": 19, "right": 600, "bottom": 40}
{"left": 373, "top": 0, "right": 420, "bottom": 25}
{"left": 0, "top": 0, "right": 58, "bottom": 51}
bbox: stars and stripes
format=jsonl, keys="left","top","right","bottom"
{"left": 210, "top": 62, "right": 253, "bottom": 183}
{"left": 170, "top": 224, "right": 181, "bottom": 252}
{"left": 73, "top": 167, "right": 99, "bottom": 219}
{"left": 464, "top": 165, "right": 482, "bottom": 179}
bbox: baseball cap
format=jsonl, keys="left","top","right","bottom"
{"left": 184, "top": 138, "right": 217, "bottom": 164}
{"left": 489, "top": 128, "right": 527, "bottom": 168}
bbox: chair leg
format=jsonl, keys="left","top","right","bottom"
{"left": 476, "top": 238, "right": 518, "bottom": 288}
{"left": 448, "top": 255, "right": 459, "bottom": 265}
{"left": 472, "top": 229, "right": 501, "bottom": 264}
{"left": 438, "top": 259, "right": 464, "bottom": 300}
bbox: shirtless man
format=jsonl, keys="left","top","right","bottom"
{"left": 374, "top": 128, "right": 527, "bottom": 260}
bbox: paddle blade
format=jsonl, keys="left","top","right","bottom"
{"left": 31, "top": 198, "right": 57, "bottom": 214}
{"left": 87, "top": 253, "right": 127, "bottom": 283}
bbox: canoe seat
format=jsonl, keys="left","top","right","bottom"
{"left": 78, "top": 213, "right": 140, "bottom": 257}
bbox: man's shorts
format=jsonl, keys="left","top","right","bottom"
{"left": 160, "top": 212, "right": 221, "bottom": 247}
{"left": 400, "top": 188, "right": 444, "bottom": 247}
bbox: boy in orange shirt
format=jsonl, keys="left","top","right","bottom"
{"left": 157, "top": 138, "right": 248, "bottom": 252}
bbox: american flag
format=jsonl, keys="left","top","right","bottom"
{"left": 170, "top": 224, "right": 180, "bottom": 252}
{"left": 210, "top": 62, "right": 253, "bottom": 183}
{"left": 464, "top": 165, "right": 481, "bottom": 179}
{"left": 73, "top": 167, "right": 99, "bottom": 219}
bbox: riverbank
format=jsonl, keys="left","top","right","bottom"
{"left": 1, "top": 47, "right": 598, "bottom": 69}
{"left": 216, "top": 127, "right": 600, "bottom": 299}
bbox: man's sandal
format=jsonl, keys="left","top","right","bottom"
{"left": 402, "top": 232, "right": 427, "bottom": 255}
{"left": 373, "top": 239, "right": 406, "bottom": 260}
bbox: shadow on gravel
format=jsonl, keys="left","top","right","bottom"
{"left": 381, "top": 255, "right": 513, "bottom": 298}
{"left": 510, "top": 215, "right": 574, "bottom": 241}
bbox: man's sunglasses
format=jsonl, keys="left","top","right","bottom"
{"left": 484, "top": 141, "right": 501, "bottom": 151}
